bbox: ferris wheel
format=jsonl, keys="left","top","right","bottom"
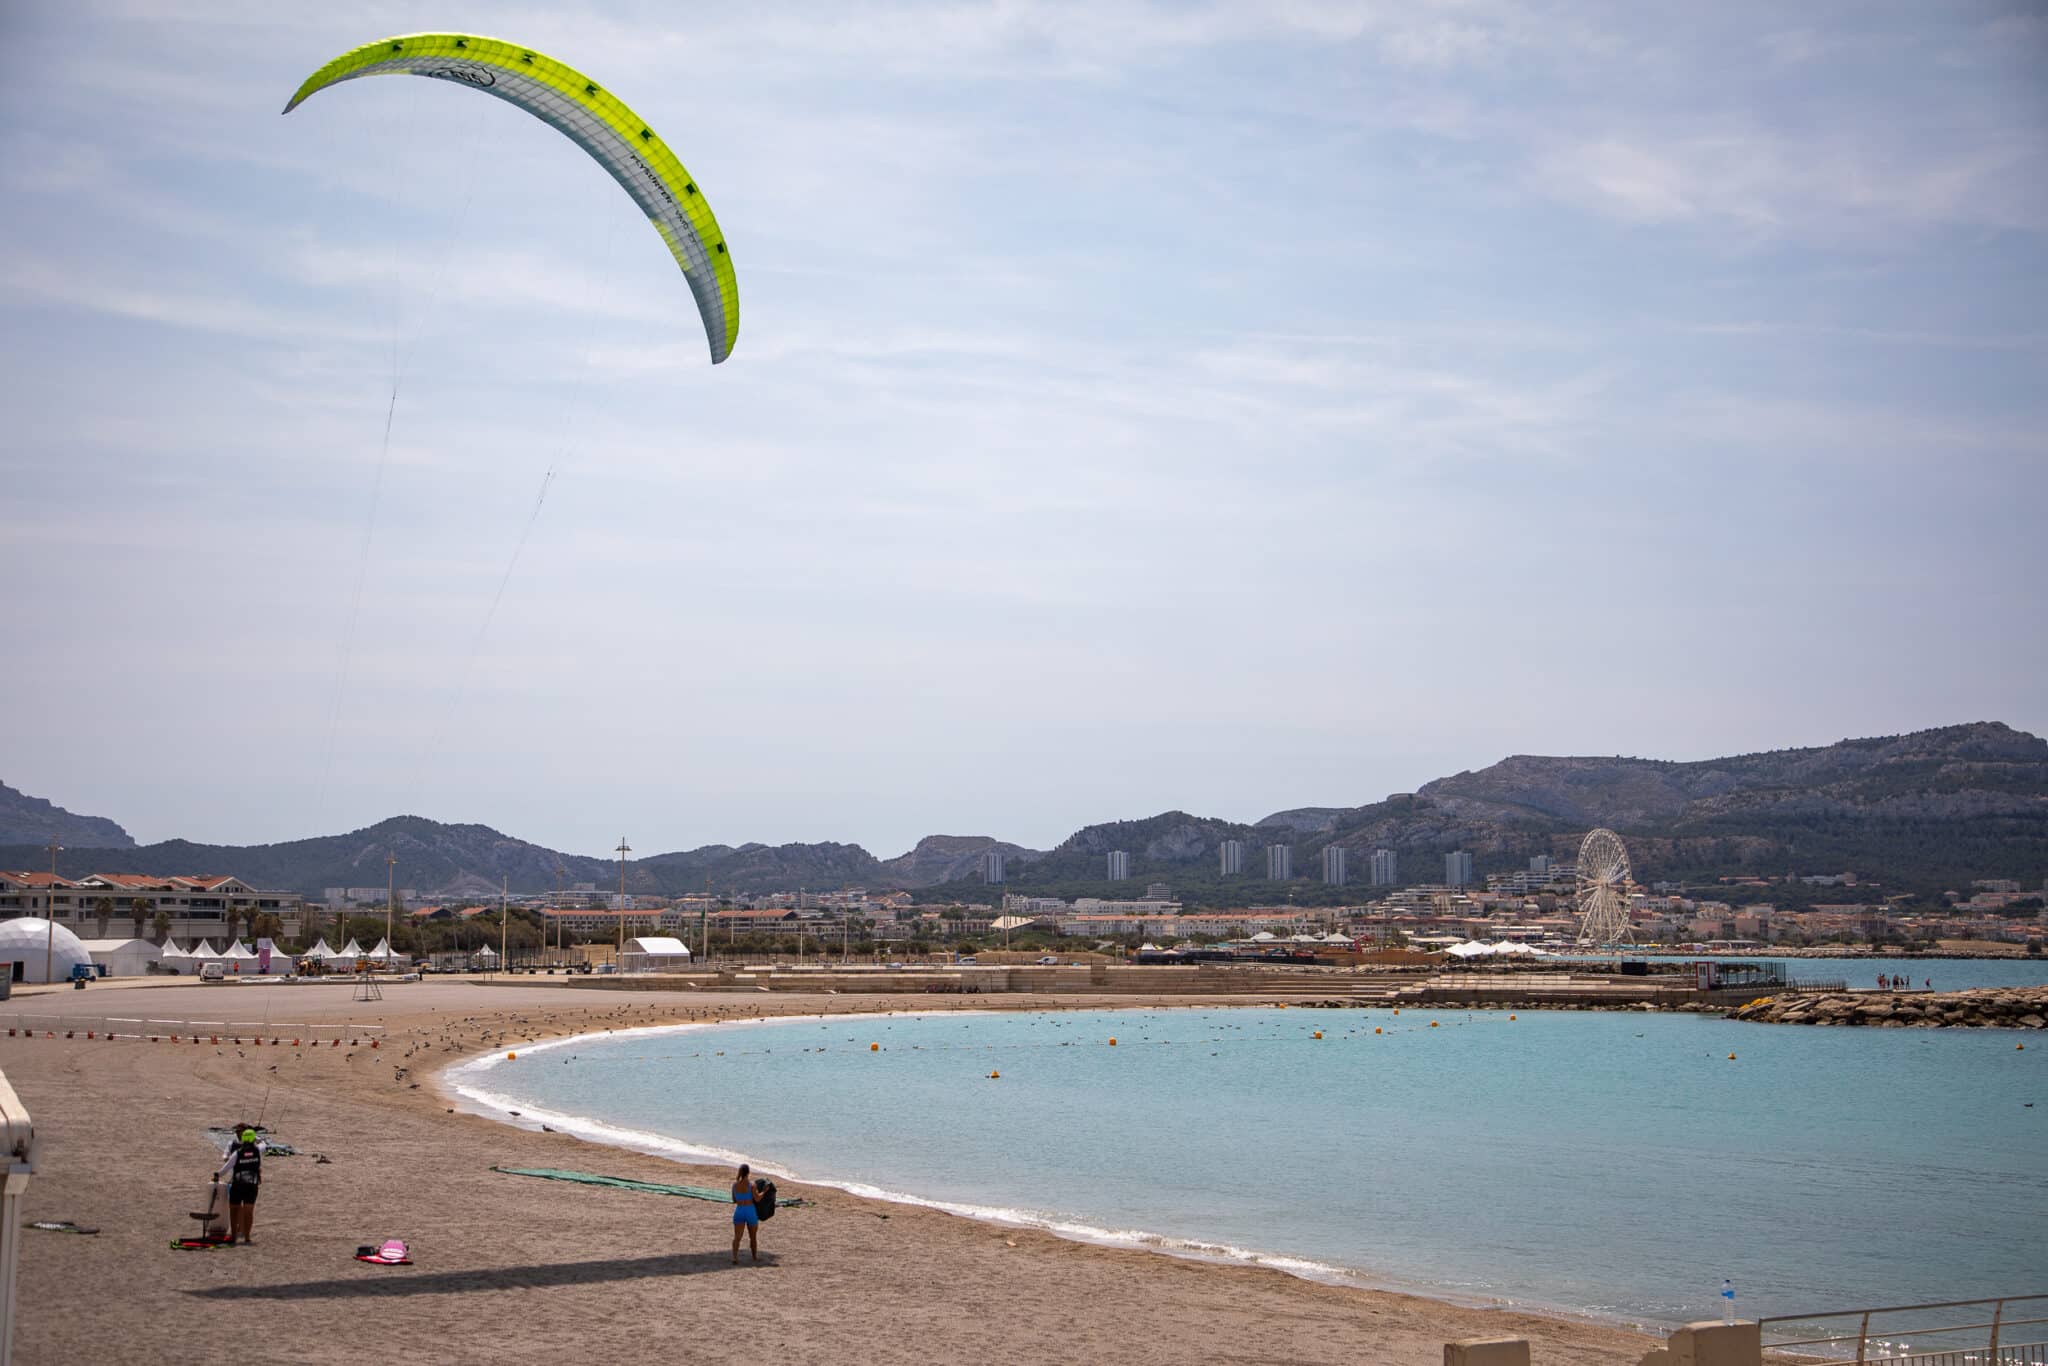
{"left": 1574, "top": 828, "right": 1634, "bottom": 946}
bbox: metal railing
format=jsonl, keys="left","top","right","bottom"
{"left": 1761, "top": 1294, "right": 2048, "bottom": 1364}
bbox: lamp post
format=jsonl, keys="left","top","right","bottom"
{"left": 615, "top": 837, "right": 631, "bottom": 963}
{"left": 43, "top": 841, "right": 61, "bottom": 984}
{"left": 500, "top": 875, "right": 509, "bottom": 975}
{"left": 385, "top": 852, "right": 396, "bottom": 971}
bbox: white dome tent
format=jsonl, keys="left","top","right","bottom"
{"left": 0, "top": 918, "right": 92, "bottom": 984}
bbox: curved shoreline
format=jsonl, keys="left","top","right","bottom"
{"left": 437, "top": 1007, "right": 1646, "bottom": 1333}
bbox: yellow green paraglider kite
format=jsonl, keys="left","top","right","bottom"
{"left": 285, "top": 34, "right": 739, "bottom": 365}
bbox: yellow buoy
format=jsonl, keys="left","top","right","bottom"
{"left": 870, "top": 1043, "right": 880, "bottom": 1052}
{"left": 1313, "top": 1030, "right": 1323, "bottom": 1040}
{"left": 507, "top": 1051, "right": 517, "bottom": 1060}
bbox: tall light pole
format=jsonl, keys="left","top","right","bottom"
{"left": 615, "top": 837, "right": 631, "bottom": 962}
{"left": 385, "top": 852, "right": 396, "bottom": 970}
{"left": 554, "top": 860, "right": 565, "bottom": 963}
{"left": 500, "top": 874, "right": 510, "bottom": 974}
{"left": 43, "top": 841, "right": 61, "bottom": 984}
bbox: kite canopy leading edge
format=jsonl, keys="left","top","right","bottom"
{"left": 285, "top": 33, "right": 738, "bottom": 365}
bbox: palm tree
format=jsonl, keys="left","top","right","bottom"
{"left": 151, "top": 909, "right": 171, "bottom": 945}
{"left": 223, "top": 905, "right": 242, "bottom": 944}
{"left": 130, "top": 898, "right": 150, "bottom": 939}
{"left": 95, "top": 897, "right": 114, "bottom": 938}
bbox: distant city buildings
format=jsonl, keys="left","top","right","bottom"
{"left": 1445, "top": 851, "right": 1474, "bottom": 887}
{"left": 1370, "top": 848, "right": 1398, "bottom": 887}
{"left": 1106, "top": 850, "right": 1131, "bottom": 880}
{"left": 1267, "top": 844, "right": 1292, "bottom": 880}
{"left": 1218, "top": 840, "right": 1245, "bottom": 876}
{"left": 982, "top": 850, "right": 1006, "bottom": 885}
{"left": 0, "top": 871, "right": 304, "bottom": 945}
{"left": 1321, "top": 846, "right": 1347, "bottom": 887}
{"left": 1144, "top": 882, "right": 1172, "bottom": 902}
{"left": 1529, "top": 855, "right": 1552, "bottom": 876}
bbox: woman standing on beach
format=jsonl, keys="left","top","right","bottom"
{"left": 731, "top": 1163, "right": 760, "bottom": 1264}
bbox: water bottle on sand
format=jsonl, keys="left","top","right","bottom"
{"left": 1721, "top": 1279, "right": 1736, "bottom": 1325}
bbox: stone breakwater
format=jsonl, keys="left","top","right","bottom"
{"left": 1731, "top": 985, "right": 2048, "bottom": 1029}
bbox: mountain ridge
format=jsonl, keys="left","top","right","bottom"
{"left": 4, "top": 723, "right": 2042, "bottom": 900}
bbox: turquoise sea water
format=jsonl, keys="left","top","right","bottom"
{"left": 452, "top": 999, "right": 2048, "bottom": 1328}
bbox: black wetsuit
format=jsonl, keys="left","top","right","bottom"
{"left": 226, "top": 1140, "right": 261, "bottom": 1206}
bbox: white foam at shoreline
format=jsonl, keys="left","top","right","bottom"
{"left": 436, "top": 1010, "right": 1577, "bottom": 1320}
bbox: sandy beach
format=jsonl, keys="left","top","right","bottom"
{"left": 2, "top": 978, "right": 1658, "bottom": 1365}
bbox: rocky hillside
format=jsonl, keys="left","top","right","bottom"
{"left": 0, "top": 780, "right": 133, "bottom": 849}
{"left": 5, "top": 722, "right": 2042, "bottom": 899}
{"left": 878, "top": 835, "right": 1046, "bottom": 887}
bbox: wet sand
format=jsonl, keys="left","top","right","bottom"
{"left": 2, "top": 978, "right": 1657, "bottom": 1364}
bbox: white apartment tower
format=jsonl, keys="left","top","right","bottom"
{"left": 1321, "top": 845, "right": 1347, "bottom": 887}
{"left": 1369, "top": 848, "right": 1398, "bottom": 887}
{"left": 982, "top": 850, "right": 1006, "bottom": 884}
{"left": 1218, "top": 840, "right": 1245, "bottom": 875}
{"left": 1445, "top": 850, "right": 1475, "bottom": 887}
{"left": 1106, "top": 850, "right": 1131, "bottom": 880}
{"left": 1267, "top": 844, "right": 1292, "bottom": 881}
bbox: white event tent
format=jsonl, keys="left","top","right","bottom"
{"left": 81, "top": 937, "right": 162, "bottom": 978}
{"left": 619, "top": 937, "right": 692, "bottom": 973}
{"left": 157, "top": 941, "right": 193, "bottom": 975}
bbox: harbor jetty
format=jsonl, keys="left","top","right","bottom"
{"left": 1731, "top": 984, "right": 2048, "bottom": 1028}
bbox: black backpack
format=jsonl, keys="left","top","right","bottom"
{"left": 753, "top": 1179, "right": 777, "bottom": 1221}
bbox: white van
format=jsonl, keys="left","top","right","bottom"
{"left": 199, "top": 962, "right": 226, "bottom": 982}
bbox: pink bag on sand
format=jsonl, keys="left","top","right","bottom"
{"left": 354, "top": 1239, "right": 411, "bottom": 1265}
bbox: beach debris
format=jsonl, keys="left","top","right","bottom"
{"left": 25, "top": 1220, "right": 97, "bottom": 1235}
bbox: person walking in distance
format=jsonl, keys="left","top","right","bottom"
{"left": 731, "top": 1162, "right": 760, "bottom": 1264}
{"left": 216, "top": 1126, "right": 263, "bottom": 1245}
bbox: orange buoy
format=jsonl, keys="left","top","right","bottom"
{"left": 1313, "top": 1031, "right": 1323, "bottom": 1040}
{"left": 1728, "top": 1053, "right": 1737, "bottom": 1061}
{"left": 2018, "top": 1044, "right": 2025, "bottom": 1051}
{"left": 506, "top": 1051, "right": 517, "bottom": 1060}
{"left": 1430, "top": 1021, "right": 1439, "bottom": 1028}
{"left": 1374, "top": 1027, "right": 1382, "bottom": 1035}
{"left": 1392, "top": 1009, "right": 1400, "bottom": 1016}
{"left": 1509, "top": 1015, "right": 1517, "bottom": 1021}
{"left": 989, "top": 1070, "right": 1000, "bottom": 1079}
{"left": 870, "top": 1043, "right": 880, "bottom": 1052}
{"left": 1108, "top": 1037, "right": 1117, "bottom": 1046}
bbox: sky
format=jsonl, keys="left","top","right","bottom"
{"left": 2, "top": 1, "right": 2044, "bottom": 860}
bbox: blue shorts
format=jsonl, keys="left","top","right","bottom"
{"left": 733, "top": 1204, "right": 758, "bottom": 1227}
